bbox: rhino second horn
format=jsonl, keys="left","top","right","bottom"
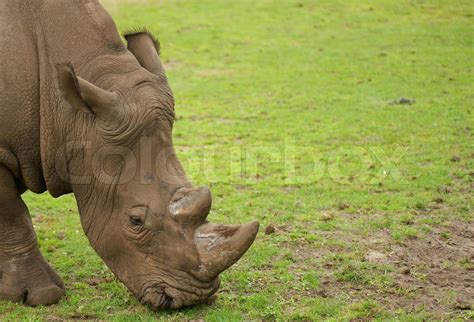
{"left": 195, "top": 220, "right": 259, "bottom": 280}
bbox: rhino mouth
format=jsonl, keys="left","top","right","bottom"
{"left": 141, "top": 287, "right": 174, "bottom": 310}
{"left": 139, "top": 278, "right": 221, "bottom": 310}
{"left": 134, "top": 221, "right": 258, "bottom": 310}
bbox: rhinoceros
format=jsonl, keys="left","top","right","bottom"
{"left": 0, "top": 0, "right": 259, "bottom": 310}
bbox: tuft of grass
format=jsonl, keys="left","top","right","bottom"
{"left": 344, "top": 300, "right": 381, "bottom": 320}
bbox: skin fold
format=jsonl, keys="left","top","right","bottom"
{"left": 0, "top": 0, "right": 258, "bottom": 309}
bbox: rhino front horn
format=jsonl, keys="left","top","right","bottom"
{"left": 195, "top": 220, "right": 259, "bottom": 280}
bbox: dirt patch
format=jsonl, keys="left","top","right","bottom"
{"left": 387, "top": 221, "right": 474, "bottom": 312}
{"left": 68, "top": 314, "right": 99, "bottom": 320}
{"left": 269, "top": 220, "right": 473, "bottom": 318}
{"left": 264, "top": 224, "right": 276, "bottom": 235}
{"left": 86, "top": 276, "right": 115, "bottom": 286}
{"left": 389, "top": 97, "right": 416, "bottom": 105}
{"left": 344, "top": 220, "right": 472, "bottom": 315}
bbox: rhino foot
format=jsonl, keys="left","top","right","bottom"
{"left": 0, "top": 255, "right": 65, "bottom": 306}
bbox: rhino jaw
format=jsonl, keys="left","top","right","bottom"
{"left": 195, "top": 220, "right": 259, "bottom": 280}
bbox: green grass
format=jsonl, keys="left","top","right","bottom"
{"left": 1, "top": 0, "right": 473, "bottom": 320}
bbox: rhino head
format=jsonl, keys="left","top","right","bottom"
{"left": 55, "top": 31, "right": 259, "bottom": 310}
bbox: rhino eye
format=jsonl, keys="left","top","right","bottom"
{"left": 130, "top": 216, "right": 144, "bottom": 226}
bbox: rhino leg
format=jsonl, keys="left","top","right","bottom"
{"left": 0, "top": 165, "right": 65, "bottom": 306}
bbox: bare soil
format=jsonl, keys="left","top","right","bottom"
{"left": 276, "top": 220, "right": 473, "bottom": 317}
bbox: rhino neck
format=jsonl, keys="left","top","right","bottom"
{"left": 39, "top": 108, "right": 94, "bottom": 197}
{"left": 36, "top": 0, "right": 131, "bottom": 197}
{"left": 38, "top": 54, "right": 142, "bottom": 197}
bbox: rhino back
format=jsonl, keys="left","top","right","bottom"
{"left": 0, "top": 0, "right": 128, "bottom": 194}
{"left": 0, "top": 2, "right": 44, "bottom": 192}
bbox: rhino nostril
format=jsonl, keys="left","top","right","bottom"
{"left": 164, "top": 295, "right": 174, "bottom": 309}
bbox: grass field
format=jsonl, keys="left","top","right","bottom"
{"left": 1, "top": 0, "right": 473, "bottom": 320}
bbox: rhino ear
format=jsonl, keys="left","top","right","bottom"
{"left": 124, "top": 30, "right": 165, "bottom": 76}
{"left": 56, "top": 64, "right": 120, "bottom": 121}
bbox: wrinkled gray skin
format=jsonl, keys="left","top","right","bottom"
{"left": 0, "top": 0, "right": 258, "bottom": 310}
